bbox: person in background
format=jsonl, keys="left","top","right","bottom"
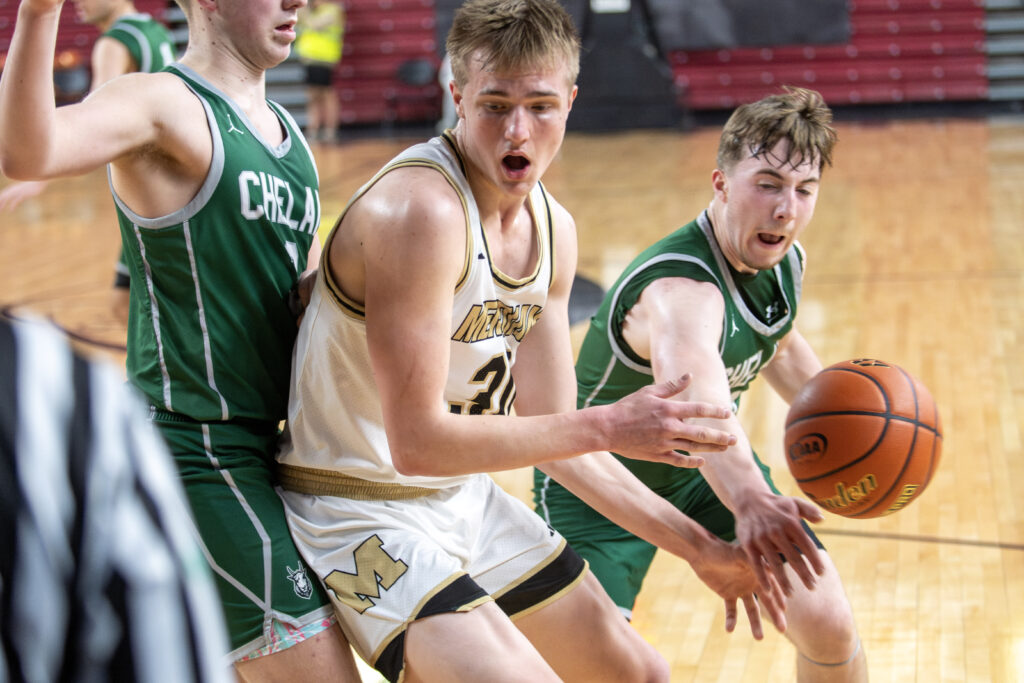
{"left": 294, "top": 0, "right": 344, "bottom": 143}
{"left": 0, "top": 0, "right": 177, "bottom": 324}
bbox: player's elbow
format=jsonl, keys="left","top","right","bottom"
{"left": 390, "top": 445, "right": 416, "bottom": 475}
{"left": 390, "top": 444, "right": 434, "bottom": 477}
{"left": 0, "top": 154, "right": 42, "bottom": 181}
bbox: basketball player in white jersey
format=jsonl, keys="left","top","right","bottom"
{"left": 276, "top": 1, "right": 798, "bottom": 681}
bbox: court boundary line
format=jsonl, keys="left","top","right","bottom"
{"left": 818, "top": 527, "right": 1024, "bottom": 551}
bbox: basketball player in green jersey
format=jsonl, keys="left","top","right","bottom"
{"left": 534, "top": 87, "right": 867, "bottom": 681}
{"left": 0, "top": 0, "right": 176, "bottom": 323}
{"left": 0, "top": 1, "right": 361, "bottom": 680}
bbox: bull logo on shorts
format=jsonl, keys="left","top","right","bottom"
{"left": 287, "top": 565, "right": 315, "bottom": 599}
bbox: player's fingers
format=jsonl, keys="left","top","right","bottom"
{"left": 757, "top": 588, "right": 787, "bottom": 634}
{"left": 675, "top": 424, "right": 735, "bottom": 449}
{"left": 760, "top": 548, "right": 794, "bottom": 597}
{"left": 647, "top": 373, "right": 693, "bottom": 399}
{"left": 673, "top": 399, "right": 733, "bottom": 421}
{"left": 794, "top": 496, "right": 825, "bottom": 523}
{"left": 778, "top": 542, "right": 819, "bottom": 590}
{"left": 747, "top": 547, "right": 787, "bottom": 596}
{"left": 660, "top": 450, "right": 705, "bottom": 468}
{"left": 784, "top": 523, "right": 826, "bottom": 578}
{"left": 723, "top": 598, "right": 738, "bottom": 634}
{"left": 741, "top": 594, "right": 764, "bottom": 640}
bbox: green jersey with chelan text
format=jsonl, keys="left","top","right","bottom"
{"left": 573, "top": 209, "right": 805, "bottom": 489}
{"left": 102, "top": 13, "right": 176, "bottom": 73}
{"left": 112, "top": 63, "right": 320, "bottom": 423}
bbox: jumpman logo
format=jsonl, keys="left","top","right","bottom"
{"left": 729, "top": 317, "right": 739, "bottom": 337}
{"left": 225, "top": 114, "right": 245, "bottom": 135}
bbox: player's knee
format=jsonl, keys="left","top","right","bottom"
{"left": 792, "top": 596, "right": 860, "bottom": 663}
{"left": 641, "top": 650, "right": 671, "bottom": 683}
{"left": 615, "top": 637, "right": 670, "bottom": 683}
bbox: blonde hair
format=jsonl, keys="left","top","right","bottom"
{"left": 445, "top": 0, "right": 581, "bottom": 88}
{"left": 717, "top": 86, "right": 838, "bottom": 172}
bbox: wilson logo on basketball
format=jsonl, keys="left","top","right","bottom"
{"left": 788, "top": 433, "right": 827, "bottom": 463}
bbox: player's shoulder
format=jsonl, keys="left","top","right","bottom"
{"left": 353, "top": 164, "right": 466, "bottom": 240}
{"left": 93, "top": 69, "right": 188, "bottom": 98}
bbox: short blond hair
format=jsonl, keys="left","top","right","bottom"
{"left": 717, "top": 86, "right": 838, "bottom": 173}
{"left": 445, "top": 0, "right": 581, "bottom": 89}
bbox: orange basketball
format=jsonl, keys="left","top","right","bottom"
{"left": 783, "top": 359, "right": 942, "bottom": 519}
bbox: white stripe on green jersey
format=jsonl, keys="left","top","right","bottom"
{"left": 112, "top": 64, "right": 320, "bottom": 423}
{"left": 103, "top": 13, "right": 176, "bottom": 73}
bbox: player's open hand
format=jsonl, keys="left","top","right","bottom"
{"left": 689, "top": 535, "right": 787, "bottom": 639}
{"left": 603, "top": 373, "right": 737, "bottom": 468}
{"left": 733, "top": 491, "right": 826, "bottom": 596}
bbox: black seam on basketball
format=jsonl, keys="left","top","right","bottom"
{"left": 793, "top": 414, "right": 890, "bottom": 483}
{"left": 849, "top": 411, "right": 922, "bottom": 517}
{"left": 787, "top": 410, "right": 941, "bottom": 437}
{"left": 791, "top": 413, "right": 939, "bottom": 484}
{"left": 843, "top": 365, "right": 929, "bottom": 517}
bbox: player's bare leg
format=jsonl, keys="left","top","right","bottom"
{"left": 234, "top": 622, "right": 362, "bottom": 683}
{"left": 403, "top": 601, "right": 561, "bottom": 683}
{"left": 773, "top": 550, "right": 867, "bottom": 683}
{"left": 515, "top": 571, "right": 669, "bottom": 683}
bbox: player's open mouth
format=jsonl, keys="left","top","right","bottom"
{"left": 502, "top": 154, "right": 530, "bottom": 175}
{"left": 758, "top": 233, "right": 784, "bottom": 245}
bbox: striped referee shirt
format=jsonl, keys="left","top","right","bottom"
{"left": 0, "top": 316, "right": 232, "bottom": 682}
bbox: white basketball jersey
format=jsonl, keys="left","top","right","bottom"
{"left": 278, "top": 134, "right": 554, "bottom": 489}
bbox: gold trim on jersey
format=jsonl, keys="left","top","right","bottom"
{"left": 503, "top": 541, "right": 588, "bottom": 622}
{"left": 318, "top": 154, "right": 474, "bottom": 319}
{"left": 277, "top": 463, "right": 437, "bottom": 500}
{"left": 483, "top": 191, "right": 543, "bottom": 291}
{"left": 368, "top": 570, "right": 494, "bottom": 669}
{"left": 441, "top": 131, "right": 555, "bottom": 293}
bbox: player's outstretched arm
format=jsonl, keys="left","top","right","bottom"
{"left": 627, "top": 276, "right": 826, "bottom": 595}
{"left": 540, "top": 449, "right": 787, "bottom": 639}
{"left": 350, "top": 173, "right": 734, "bottom": 478}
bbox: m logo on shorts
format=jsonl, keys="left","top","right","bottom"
{"left": 324, "top": 535, "right": 409, "bottom": 614}
{"left": 287, "top": 565, "right": 314, "bottom": 599}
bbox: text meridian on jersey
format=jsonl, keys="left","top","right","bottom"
{"left": 452, "top": 301, "right": 543, "bottom": 343}
{"left": 238, "top": 170, "right": 319, "bottom": 235}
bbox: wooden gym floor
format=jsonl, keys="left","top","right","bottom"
{"left": 1, "top": 115, "right": 1022, "bottom": 682}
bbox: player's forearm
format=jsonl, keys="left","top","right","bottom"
{"left": 540, "top": 452, "right": 719, "bottom": 563}
{"left": 694, "top": 417, "right": 776, "bottom": 514}
{"left": 0, "top": 3, "right": 61, "bottom": 179}
{"left": 386, "top": 405, "right": 614, "bottom": 477}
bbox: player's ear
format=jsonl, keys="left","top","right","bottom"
{"left": 712, "top": 168, "right": 728, "bottom": 201}
{"left": 452, "top": 82, "right": 465, "bottom": 119}
{"left": 567, "top": 84, "right": 578, "bottom": 110}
